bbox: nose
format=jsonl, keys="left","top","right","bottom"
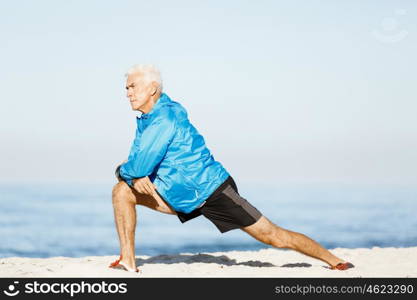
{"left": 126, "top": 88, "right": 132, "bottom": 98}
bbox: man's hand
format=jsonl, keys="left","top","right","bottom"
{"left": 132, "top": 176, "right": 158, "bottom": 197}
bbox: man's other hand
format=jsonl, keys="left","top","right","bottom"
{"left": 132, "top": 177, "right": 158, "bottom": 197}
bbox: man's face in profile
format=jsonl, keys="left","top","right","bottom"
{"left": 126, "top": 73, "right": 152, "bottom": 111}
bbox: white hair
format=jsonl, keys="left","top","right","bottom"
{"left": 125, "top": 64, "right": 163, "bottom": 92}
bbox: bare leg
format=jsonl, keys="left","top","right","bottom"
{"left": 241, "top": 216, "right": 344, "bottom": 267}
{"left": 111, "top": 181, "right": 176, "bottom": 270}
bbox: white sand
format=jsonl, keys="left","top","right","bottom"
{"left": 1, "top": 247, "right": 416, "bottom": 278}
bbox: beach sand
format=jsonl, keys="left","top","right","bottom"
{"left": 1, "top": 247, "right": 416, "bottom": 278}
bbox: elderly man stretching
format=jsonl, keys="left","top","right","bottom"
{"left": 110, "top": 64, "right": 354, "bottom": 273}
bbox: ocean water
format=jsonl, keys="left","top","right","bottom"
{"left": 0, "top": 182, "right": 416, "bottom": 258}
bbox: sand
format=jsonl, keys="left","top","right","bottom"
{"left": 1, "top": 247, "right": 416, "bottom": 278}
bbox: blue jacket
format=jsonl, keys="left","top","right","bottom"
{"left": 119, "top": 93, "right": 230, "bottom": 213}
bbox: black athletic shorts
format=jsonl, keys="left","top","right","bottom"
{"left": 176, "top": 176, "right": 262, "bottom": 233}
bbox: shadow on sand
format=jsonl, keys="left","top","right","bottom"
{"left": 280, "top": 263, "right": 312, "bottom": 268}
{"left": 136, "top": 253, "right": 277, "bottom": 267}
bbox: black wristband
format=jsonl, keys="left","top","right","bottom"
{"left": 115, "top": 165, "right": 123, "bottom": 181}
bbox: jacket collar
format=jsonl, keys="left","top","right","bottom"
{"left": 138, "top": 93, "right": 170, "bottom": 120}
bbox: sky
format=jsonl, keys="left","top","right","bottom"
{"left": 0, "top": 0, "right": 416, "bottom": 186}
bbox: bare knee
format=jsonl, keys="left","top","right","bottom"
{"left": 260, "top": 229, "right": 276, "bottom": 246}
{"left": 112, "top": 181, "right": 135, "bottom": 205}
{"left": 259, "top": 227, "right": 290, "bottom": 248}
{"left": 272, "top": 229, "right": 293, "bottom": 249}
{"left": 242, "top": 217, "right": 291, "bottom": 249}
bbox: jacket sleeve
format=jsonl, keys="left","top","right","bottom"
{"left": 119, "top": 116, "right": 176, "bottom": 186}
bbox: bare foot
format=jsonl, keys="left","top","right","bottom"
{"left": 109, "top": 255, "right": 140, "bottom": 273}
{"left": 330, "top": 262, "right": 355, "bottom": 270}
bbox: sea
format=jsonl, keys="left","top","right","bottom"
{"left": 1, "top": 182, "right": 416, "bottom": 258}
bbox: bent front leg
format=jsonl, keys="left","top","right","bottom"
{"left": 112, "top": 181, "right": 138, "bottom": 269}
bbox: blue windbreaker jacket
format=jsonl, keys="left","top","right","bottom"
{"left": 119, "top": 93, "right": 230, "bottom": 213}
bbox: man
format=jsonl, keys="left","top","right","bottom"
{"left": 110, "top": 64, "right": 354, "bottom": 273}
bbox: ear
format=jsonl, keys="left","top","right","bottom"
{"left": 150, "top": 81, "right": 159, "bottom": 96}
